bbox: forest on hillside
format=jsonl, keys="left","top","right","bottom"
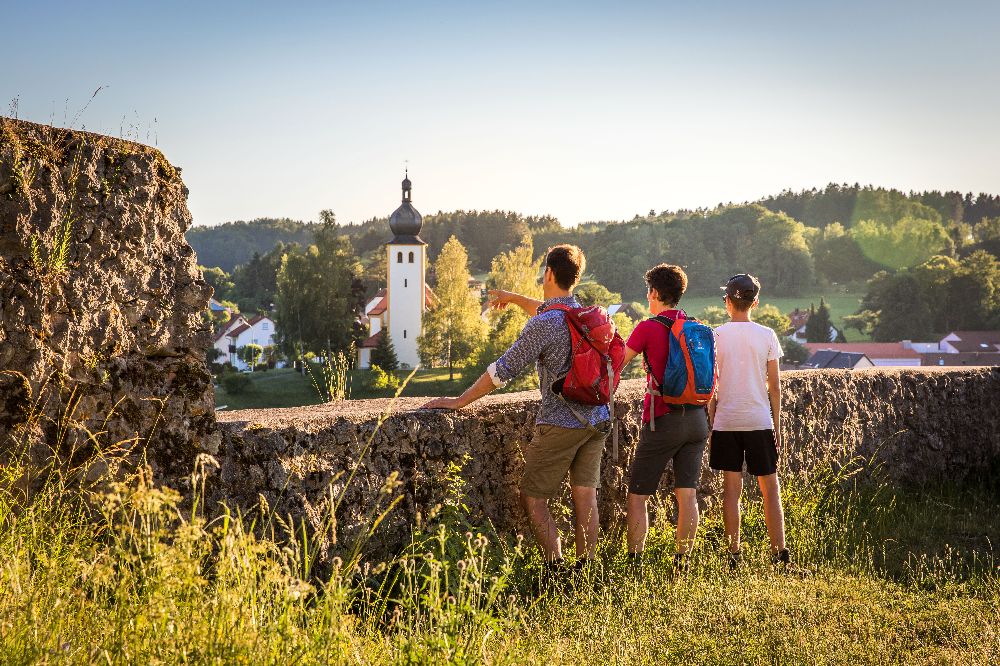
{"left": 191, "top": 185, "right": 1000, "bottom": 344}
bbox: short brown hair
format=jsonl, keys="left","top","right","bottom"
{"left": 645, "top": 264, "right": 687, "bottom": 306}
{"left": 545, "top": 245, "right": 586, "bottom": 290}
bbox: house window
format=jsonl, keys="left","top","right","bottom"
{"left": 397, "top": 252, "right": 403, "bottom": 263}
{"left": 262, "top": 322, "right": 269, "bottom": 330}
{"left": 408, "top": 251, "right": 414, "bottom": 263}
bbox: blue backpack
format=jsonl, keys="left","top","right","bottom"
{"left": 645, "top": 315, "right": 718, "bottom": 429}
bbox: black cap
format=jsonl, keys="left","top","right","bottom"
{"left": 722, "top": 273, "right": 760, "bottom": 301}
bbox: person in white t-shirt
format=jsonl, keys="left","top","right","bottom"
{"left": 708, "top": 274, "right": 790, "bottom": 568}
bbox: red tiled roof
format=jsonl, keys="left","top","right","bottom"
{"left": 944, "top": 331, "right": 1000, "bottom": 353}
{"left": 803, "top": 343, "right": 921, "bottom": 359}
{"left": 360, "top": 330, "right": 384, "bottom": 348}
{"left": 246, "top": 314, "right": 271, "bottom": 326}
{"left": 227, "top": 323, "right": 251, "bottom": 338}
{"left": 213, "top": 315, "right": 243, "bottom": 342}
{"left": 368, "top": 296, "right": 388, "bottom": 316}
{"left": 922, "top": 351, "right": 1000, "bottom": 366}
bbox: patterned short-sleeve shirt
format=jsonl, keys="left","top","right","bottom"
{"left": 487, "top": 296, "right": 610, "bottom": 428}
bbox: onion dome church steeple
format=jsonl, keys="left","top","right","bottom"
{"left": 388, "top": 170, "right": 426, "bottom": 244}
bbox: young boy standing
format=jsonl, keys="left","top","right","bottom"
{"left": 621, "top": 264, "right": 709, "bottom": 573}
{"left": 709, "top": 274, "right": 790, "bottom": 567}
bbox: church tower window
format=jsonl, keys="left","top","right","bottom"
{"left": 397, "top": 251, "right": 403, "bottom": 263}
{"left": 408, "top": 251, "right": 414, "bottom": 263}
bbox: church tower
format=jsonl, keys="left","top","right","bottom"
{"left": 385, "top": 172, "right": 427, "bottom": 368}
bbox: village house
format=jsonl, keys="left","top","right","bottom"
{"left": 801, "top": 350, "right": 874, "bottom": 370}
{"left": 213, "top": 314, "right": 278, "bottom": 371}
{"left": 803, "top": 342, "right": 922, "bottom": 367}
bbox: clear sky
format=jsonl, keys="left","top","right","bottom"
{"left": 4, "top": 1, "right": 999, "bottom": 227}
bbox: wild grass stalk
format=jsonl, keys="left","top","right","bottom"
{"left": 0, "top": 374, "right": 997, "bottom": 663}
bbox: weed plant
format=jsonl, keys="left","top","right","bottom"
{"left": 1, "top": 382, "right": 997, "bottom": 664}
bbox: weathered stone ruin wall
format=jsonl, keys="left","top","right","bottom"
{"left": 0, "top": 118, "right": 217, "bottom": 481}
{"left": 215, "top": 368, "right": 1000, "bottom": 555}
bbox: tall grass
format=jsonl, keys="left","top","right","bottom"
{"left": 1, "top": 384, "right": 997, "bottom": 663}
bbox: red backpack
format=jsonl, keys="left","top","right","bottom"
{"left": 543, "top": 303, "right": 627, "bottom": 459}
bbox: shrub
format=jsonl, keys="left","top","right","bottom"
{"left": 370, "top": 364, "right": 400, "bottom": 392}
{"left": 221, "top": 372, "right": 253, "bottom": 394}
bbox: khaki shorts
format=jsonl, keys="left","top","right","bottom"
{"left": 520, "top": 422, "right": 610, "bottom": 499}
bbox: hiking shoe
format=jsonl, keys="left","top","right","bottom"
{"left": 727, "top": 549, "right": 742, "bottom": 571}
{"left": 539, "top": 558, "right": 571, "bottom": 595}
{"left": 772, "top": 548, "right": 791, "bottom": 567}
{"left": 672, "top": 552, "right": 691, "bottom": 576}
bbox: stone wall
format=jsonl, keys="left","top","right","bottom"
{"left": 215, "top": 368, "right": 1000, "bottom": 556}
{"left": 0, "top": 118, "right": 217, "bottom": 482}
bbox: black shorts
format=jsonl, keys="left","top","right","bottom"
{"left": 709, "top": 430, "right": 778, "bottom": 476}
{"left": 628, "top": 409, "right": 709, "bottom": 494}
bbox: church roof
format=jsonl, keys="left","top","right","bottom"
{"left": 388, "top": 172, "right": 426, "bottom": 244}
{"left": 359, "top": 330, "right": 384, "bottom": 349}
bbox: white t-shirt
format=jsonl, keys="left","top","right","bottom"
{"left": 712, "top": 321, "right": 782, "bottom": 431}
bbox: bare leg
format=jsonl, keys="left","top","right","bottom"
{"left": 571, "top": 486, "right": 599, "bottom": 559}
{"left": 520, "top": 493, "right": 562, "bottom": 561}
{"left": 722, "top": 471, "right": 744, "bottom": 553}
{"left": 674, "top": 487, "right": 700, "bottom": 554}
{"left": 757, "top": 474, "right": 786, "bottom": 553}
{"left": 626, "top": 493, "right": 650, "bottom": 554}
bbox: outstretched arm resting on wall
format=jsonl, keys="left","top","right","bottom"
{"left": 421, "top": 371, "right": 497, "bottom": 410}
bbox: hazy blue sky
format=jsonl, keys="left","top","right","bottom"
{"left": 5, "top": 1, "right": 999, "bottom": 227}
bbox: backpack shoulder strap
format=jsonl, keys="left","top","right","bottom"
{"left": 671, "top": 318, "right": 687, "bottom": 338}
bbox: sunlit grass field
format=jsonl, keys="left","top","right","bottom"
{"left": 214, "top": 367, "right": 468, "bottom": 410}
{"left": 2, "top": 441, "right": 997, "bottom": 664}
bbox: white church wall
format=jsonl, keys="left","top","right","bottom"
{"left": 386, "top": 243, "right": 425, "bottom": 369}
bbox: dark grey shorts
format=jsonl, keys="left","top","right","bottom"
{"left": 628, "top": 409, "right": 709, "bottom": 494}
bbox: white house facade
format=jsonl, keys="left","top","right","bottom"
{"left": 213, "top": 314, "right": 277, "bottom": 371}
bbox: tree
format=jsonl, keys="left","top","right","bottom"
{"left": 861, "top": 272, "right": 933, "bottom": 341}
{"left": 697, "top": 306, "right": 728, "bottom": 327}
{"left": 418, "top": 236, "right": 487, "bottom": 379}
{"left": 371, "top": 331, "right": 399, "bottom": 372}
{"left": 805, "top": 300, "right": 833, "bottom": 343}
{"left": 471, "top": 235, "right": 543, "bottom": 391}
{"left": 575, "top": 282, "right": 622, "bottom": 307}
{"left": 274, "top": 218, "right": 361, "bottom": 359}
{"left": 843, "top": 310, "right": 879, "bottom": 337}
{"left": 852, "top": 217, "right": 954, "bottom": 270}
{"left": 230, "top": 244, "right": 287, "bottom": 314}
{"left": 238, "top": 343, "right": 263, "bottom": 371}
{"left": 755, "top": 304, "right": 791, "bottom": 336}
{"left": 200, "top": 265, "right": 234, "bottom": 301}
{"left": 811, "top": 223, "right": 880, "bottom": 284}
{"left": 780, "top": 338, "right": 810, "bottom": 365}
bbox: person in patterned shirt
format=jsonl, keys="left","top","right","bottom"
{"left": 423, "top": 245, "right": 610, "bottom": 570}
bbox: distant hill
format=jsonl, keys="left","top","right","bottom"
{"left": 187, "top": 218, "right": 319, "bottom": 272}
{"left": 188, "top": 186, "right": 1000, "bottom": 300}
